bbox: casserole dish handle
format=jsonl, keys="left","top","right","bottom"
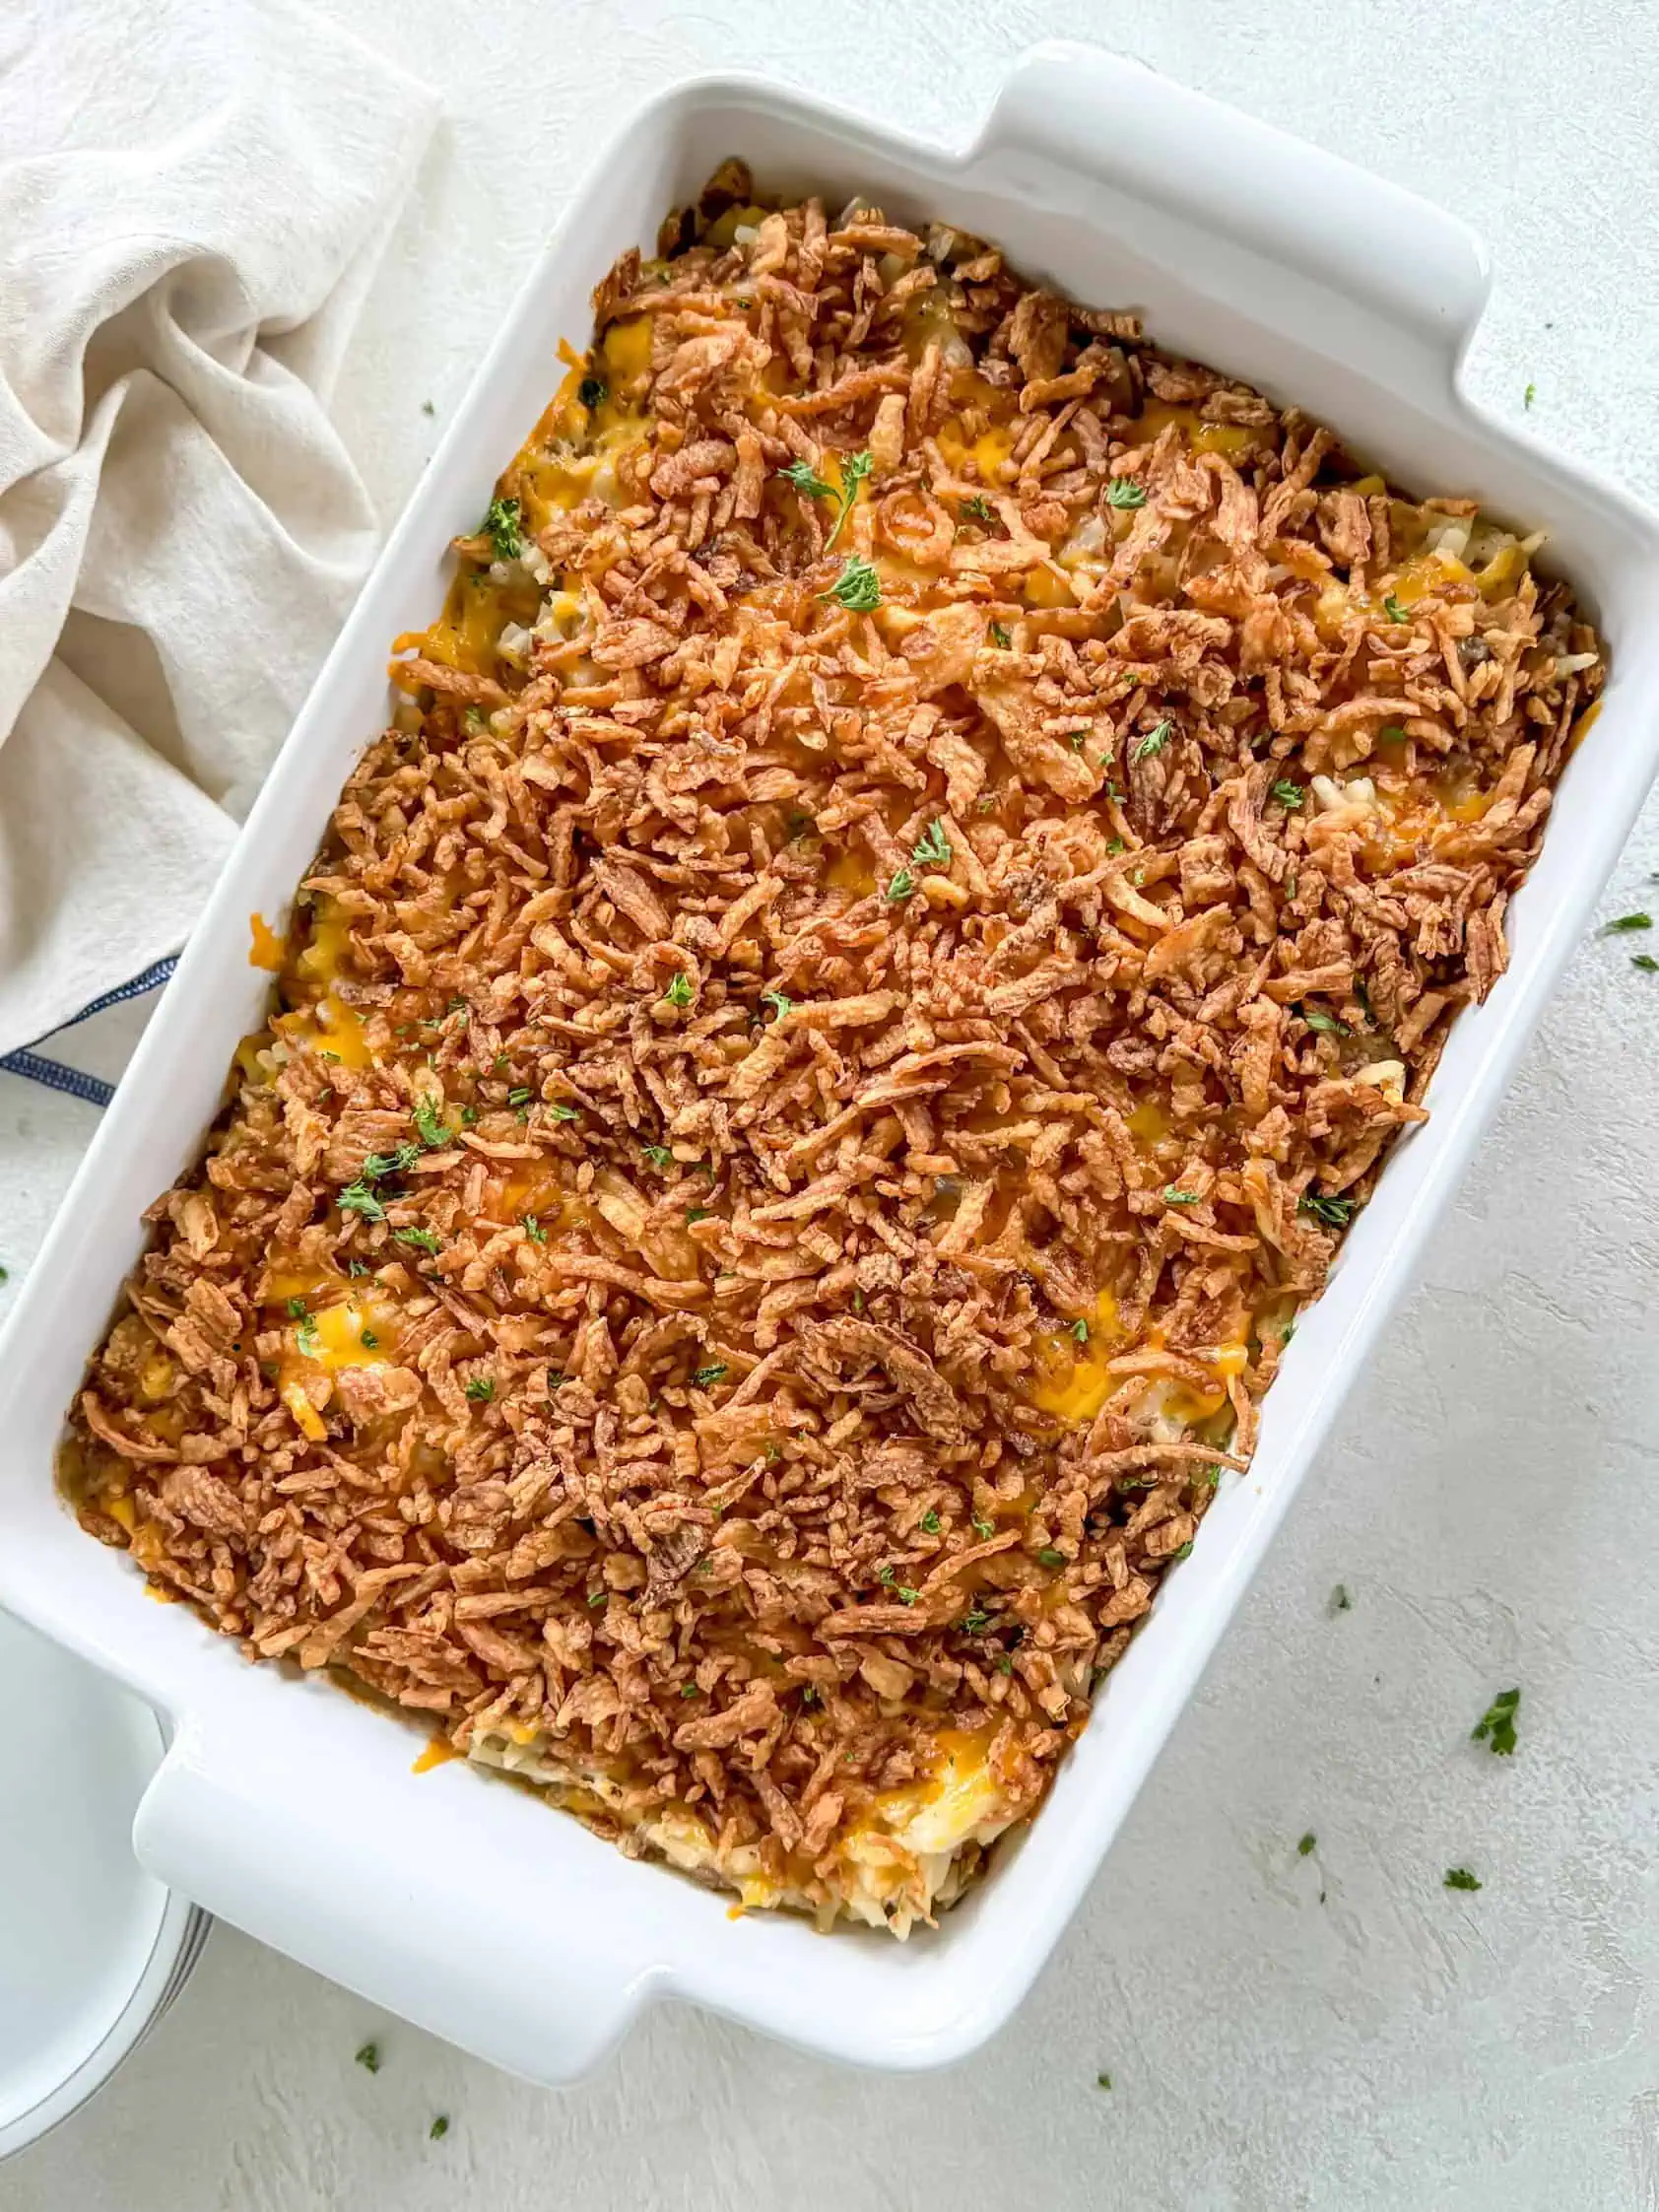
{"left": 133, "top": 1709, "right": 656, "bottom": 2083}
{"left": 981, "top": 42, "right": 1490, "bottom": 373}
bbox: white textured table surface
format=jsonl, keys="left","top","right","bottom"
{"left": 8, "top": 4, "right": 1659, "bottom": 2206}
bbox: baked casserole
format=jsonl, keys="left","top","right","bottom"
{"left": 63, "top": 162, "right": 1605, "bottom": 1935}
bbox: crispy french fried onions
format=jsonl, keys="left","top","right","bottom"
{"left": 65, "top": 163, "right": 1604, "bottom": 1936}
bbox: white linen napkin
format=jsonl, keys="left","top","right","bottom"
{"left": 0, "top": 0, "right": 438, "bottom": 1055}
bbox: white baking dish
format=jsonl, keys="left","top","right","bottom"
{"left": 1, "top": 42, "right": 1654, "bottom": 2086}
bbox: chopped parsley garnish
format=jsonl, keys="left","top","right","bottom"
{"left": 820, "top": 554, "right": 882, "bottom": 612}
{"left": 920, "top": 1509, "right": 941, "bottom": 1534}
{"left": 693, "top": 1363, "right": 728, "bottom": 1388}
{"left": 506, "top": 1087, "right": 532, "bottom": 1108}
{"left": 1600, "top": 912, "right": 1652, "bottom": 934}
{"left": 642, "top": 1144, "right": 674, "bottom": 1171}
{"left": 896, "top": 1585, "right": 920, "bottom": 1606}
{"left": 355, "top": 2043, "right": 380, "bottom": 2073}
{"left": 1296, "top": 1832, "right": 1316, "bottom": 1857}
{"left": 430, "top": 2115, "right": 449, "bottom": 2141}
{"left": 885, "top": 867, "right": 916, "bottom": 904}
{"left": 392, "top": 1227, "right": 440, "bottom": 1256}
{"left": 1037, "top": 1548, "right": 1066, "bottom": 1569}
{"left": 460, "top": 1105, "right": 479, "bottom": 1125}
{"left": 1271, "top": 778, "right": 1305, "bottom": 810}
{"left": 547, "top": 1102, "right": 580, "bottom": 1121}
{"left": 1162, "top": 1185, "right": 1199, "bottom": 1205}
{"left": 1444, "top": 1866, "right": 1482, "bottom": 1891}
{"left": 663, "top": 971, "right": 695, "bottom": 1010}
{"left": 911, "top": 818, "right": 952, "bottom": 869}
{"left": 521, "top": 1214, "right": 547, "bottom": 1242}
{"left": 962, "top": 1607, "right": 991, "bottom": 1635}
{"left": 972, "top": 1517, "right": 994, "bottom": 1540}
{"left": 761, "top": 987, "right": 793, "bottom": 1022}
{"left": 960, "top": 495, "right": 995, "bottom": 523}
{"left": 784, "top": 451, "right": 872, "bottom": 551}
{"left": 988, "top": 620, "right": 1012, "bottom": 649}
{"left": 686, "top": 1207, "right": 713, "bottom": 1225}
{"left": 1383, "top": 592, "right": 1409, "bottom": 624}
{"left": 483, "top": 496, "right": 522, "bottom": 562}
{"left": 1378, "top": 723, "right": 1407, "bottom": 745}
{"left": 577, "top": 374, "right": 608, "bottom": 410}
{"left": 1069, "top": 1317, "right": 1089, "bottom": 1345}
{"left": 824, "top": 449, "right": 872, "bottom": 551}
{"left": 464, "top": 1376, "right": 495, "bottom": 1403}
{"left": 339, "top": 1181, "right": 387, "bottom": 1224}
{"left": 779, "top": 458, "right": 834, "bottom": 500}
{"left": 285, "top": 1296, "right": 309, "bottom": 1320}
{"left": 1133, "top": 719, "right": 1172, "bottom": 763}
{"left": 346, "top": 1259, "right": 368, "bottom": 1279}
{"left": 294, "top": 1310, "right": 320, "bottom": 1359}
{"left": 1106, "top": 477, "right": 1147, "bottom": 509}
{"left": 412, "top": 1098, "right": 448, "bottom": 1148}
{"left": 362, "top": 1143, "right": 421, "bottom": 1179}
{"left": 1471, "top": 1686, "right": 1520, "bottom": 1756}
{"left": 1299, "top": 1006, "right": 1351, "bottom": 1036}
{"left": 587, "top": 1588, "right": 606, "bottom": 1607}
{"left": 361, "top": 1329, "right": 379, "bottom": 1349}
{"left": 1173, "top": 1539, "right": 1193, "bottom": 1560}
{"left": 1298, "top": 1190, "right": 1355, "bottom": 1229}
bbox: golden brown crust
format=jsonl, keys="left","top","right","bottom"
{"left": 65, "top": 173, "right": 1605, "bottom": 1926}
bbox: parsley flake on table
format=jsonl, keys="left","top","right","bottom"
{"left": 1523, "top": 381, "right": 1536, "bottom": 410}
{"left": 1444, "top": 1866, "right": 1482, "bottom": 1891}
{"left": 430, "top": 2115, "right": 450, "bottom": 2141}
{"left": 355, "top": 2042, "right": 380, "bottom": 2073}
{"left": 1330, "top": 1582, "right": 1353, "bottom": 1613}
{"left": 1600, "top": 912, "right": 1652, "bottom": 934}
{"left": 1296, "top": 1831, "right": 1316, "bottom": 1857}
{"left": 1472, "top": 1687, "right": 1520, "bottom": 1755}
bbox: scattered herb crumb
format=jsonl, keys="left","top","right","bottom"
{"left": 1330, "top": 1582, "right": 1353, "bottom": 1613}
{"left": 430, "top": 2114, "right": 449, "bottom": 2140}
{"left": 1296, "top": 1831, "right": 1316, "bottom": 1857}
{"left": 1471, "top": 1687, "right": 1520, "bottom": 1755}
{"left": 1600, "top": 912, "right": 1652, "bottom": 935}
{"left": 1634, "top": 954, "right": 1659, "bottom": 972}
{"left": 356, "top": 2042, "right": 380, "bottom": 2073}
{"left": 1523, "top": 382, "right": 1536, "bottom": 410}
{"left": 1095, "top": 2070, "right": 1113, "bottom": 2090}
{"left": 1444, "top": 1866, "right": 1482, "bottom": 1892}
{"left": 464, "top": 1375, "right": 496, "bottom": 1403}
{"left": 1133, "top": 719, "right": 1172, "bottom": 763}
{"left": 1106, "top": 475, "right": 1147, "bottom": 509}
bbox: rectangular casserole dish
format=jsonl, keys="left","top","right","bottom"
{"left": 1, "top": 42, "right": 1655, "bottom": 2084}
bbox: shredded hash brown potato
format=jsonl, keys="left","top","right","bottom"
{"left": 65, "top": 163, "right": 1606, "bottom": 1936}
